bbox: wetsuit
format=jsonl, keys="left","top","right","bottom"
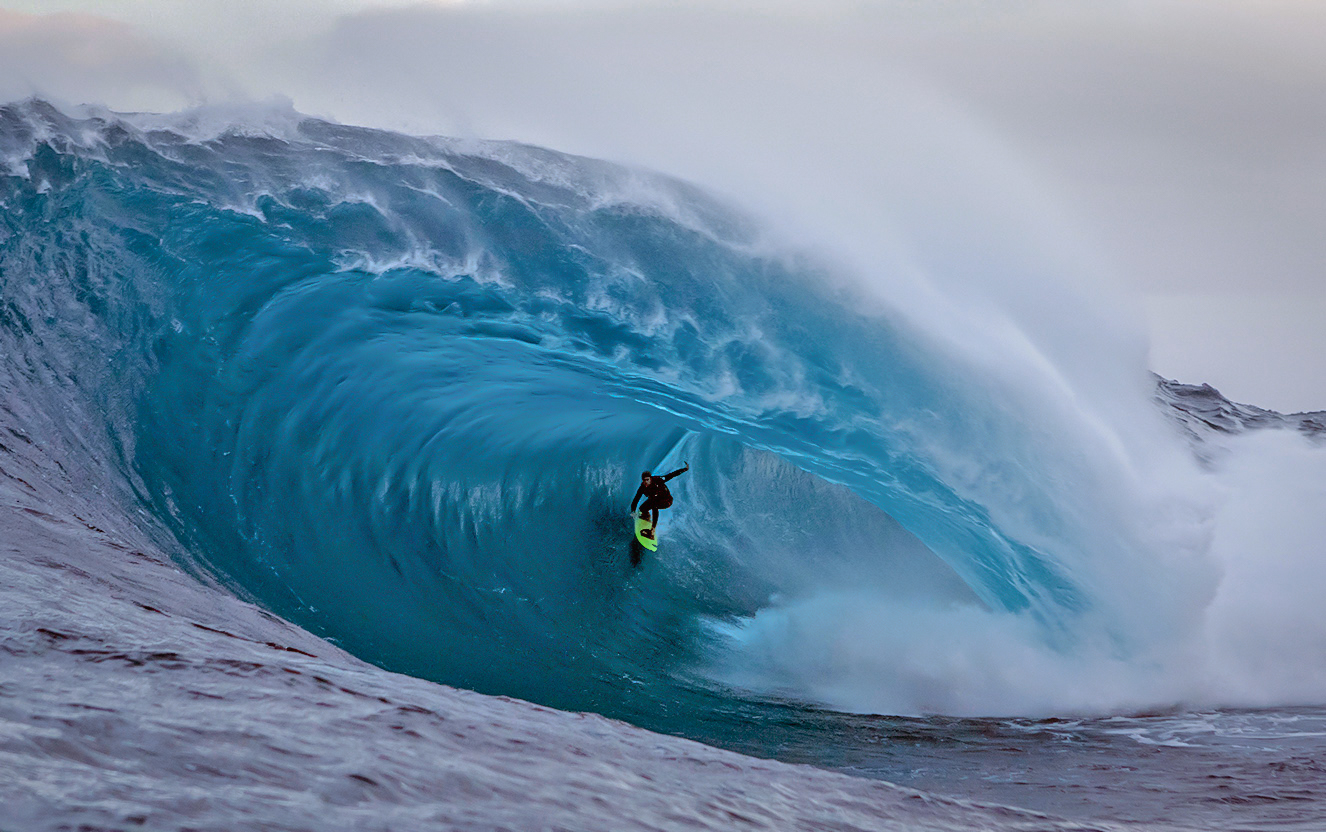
{"left": 631, "top": 466, "right": 688, "bottom": 531}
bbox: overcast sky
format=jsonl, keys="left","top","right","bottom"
{"left": 2, "top": 0, "right": 1323, "bottom": 411}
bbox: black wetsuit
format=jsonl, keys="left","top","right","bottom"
{"left": 631, "top": 466, "right": 688, "bottom": 527}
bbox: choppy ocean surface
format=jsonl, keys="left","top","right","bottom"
{"left": 4, "top": 98, "right": 1326, "bottom": 830}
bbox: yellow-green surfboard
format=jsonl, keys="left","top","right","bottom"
{"left": 633, "top": 515, "right": 658, "bottom": 552}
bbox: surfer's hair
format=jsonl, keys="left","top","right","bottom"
{"left": 641, "top": 470, "right": 651, "bottom": 478}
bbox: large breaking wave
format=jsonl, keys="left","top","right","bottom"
{"left": 3, "top": 98, "right": 1324, "bottom": 725}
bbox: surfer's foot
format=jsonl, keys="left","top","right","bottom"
{"left": 642, "top": 529, "right": 655, "bottom": 539}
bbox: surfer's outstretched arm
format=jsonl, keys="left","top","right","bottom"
{"left": 662, "top": 463, "right": 689, "bottom": 481}
{"left": 630, "top": 485, "right": 645, "bottom": 513}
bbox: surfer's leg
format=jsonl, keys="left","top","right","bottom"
{"left": 647, "top": 494, "right": 670, "bottom": 530}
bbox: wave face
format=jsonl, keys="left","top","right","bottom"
{"left": 1, "top": 99, "right": 1233, "bottom": 724}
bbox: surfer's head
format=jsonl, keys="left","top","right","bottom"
{"left": 641, "top": 470, "right": 652, "bottom": 482}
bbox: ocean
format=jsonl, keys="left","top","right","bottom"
{"left": 3, "top": 98, "right": 1325, "bottom": 830}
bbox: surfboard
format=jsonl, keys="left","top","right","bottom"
{"left": 633, "top": 515, "right": 658, "bottom": 552}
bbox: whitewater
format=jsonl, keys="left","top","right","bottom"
{"left": 4, "top": 98, "right": 1326, "bottom": 830}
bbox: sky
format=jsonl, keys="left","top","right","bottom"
{"left": 1, "top": 0, "right": 1323, "bottom": 411}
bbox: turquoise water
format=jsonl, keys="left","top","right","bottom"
{"left": 1, "top": 100, "right": 1088, "bottom": 719}
{"left": 5, "top": 99, "right": 1326, "bottom": 829}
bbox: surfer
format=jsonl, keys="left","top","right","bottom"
{"left": 630, "top": 463, "right": 689, "bottom": 540}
